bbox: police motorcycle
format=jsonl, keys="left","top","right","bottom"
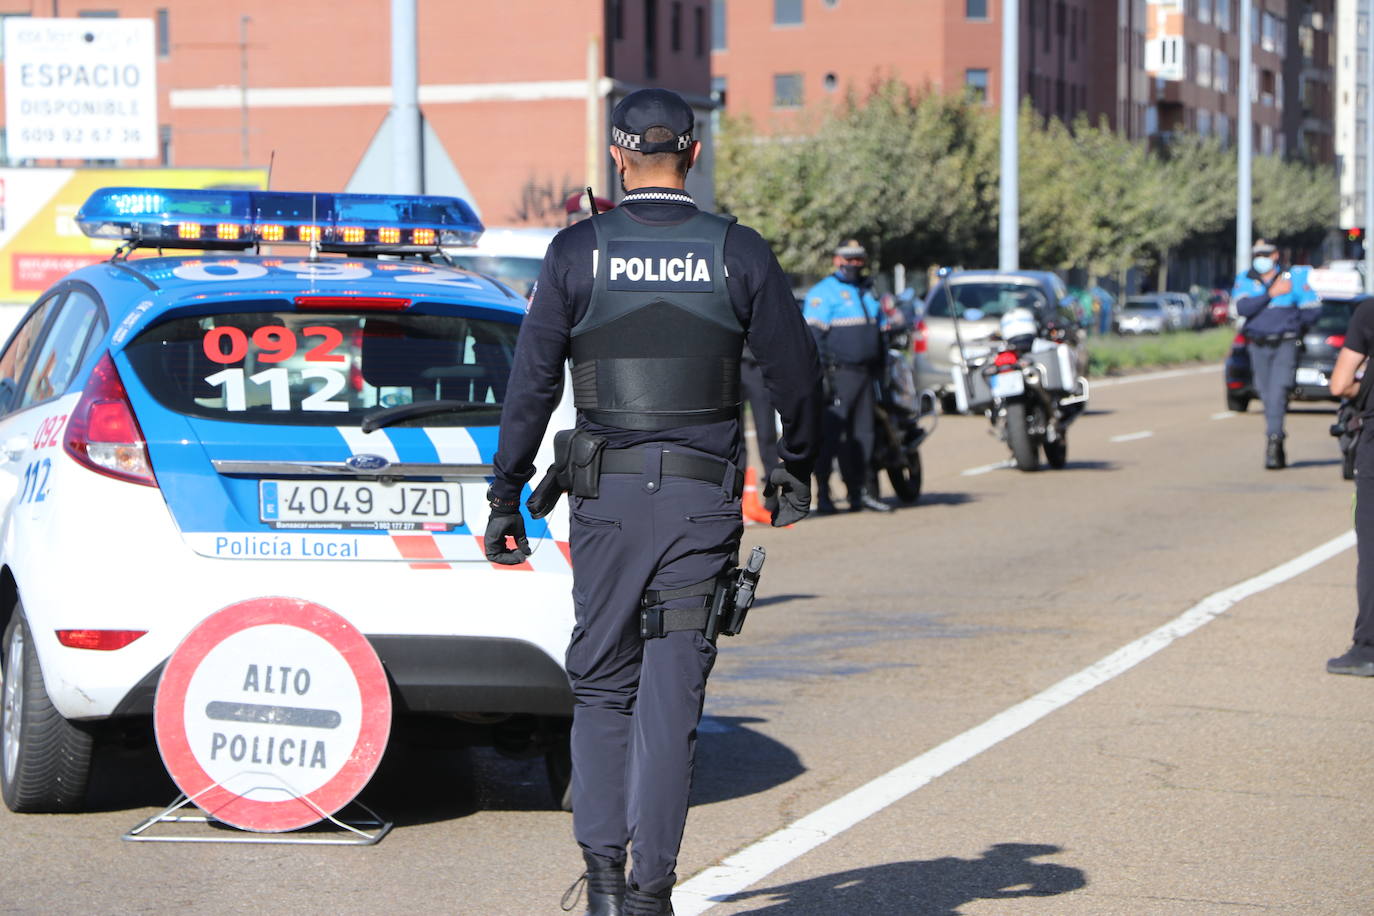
{"left": 948, "top": 287, "right": 1089, "bottom": 472}
{"left": 870, "top": 323, "right": 938, "bottom": 502}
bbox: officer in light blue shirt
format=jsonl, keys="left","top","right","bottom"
{"left": 1231, "top": 238, "right": 1320, "bottom": 468}
{"left": 803, "top": 239, "right": 892, "bottom": 513}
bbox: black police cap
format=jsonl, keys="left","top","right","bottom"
{"left": 611, "top": 88, "right": 695, "bottom": 154}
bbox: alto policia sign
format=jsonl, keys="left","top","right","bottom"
{"left": 154, "top": 598, "right": 392, "bottom": 833}
{"left": 3, "top": 17, "right": 158, "bottom": 161}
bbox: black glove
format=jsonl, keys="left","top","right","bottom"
{"left": 763, "top": 465, "right": 810, "bottom": 527}
{"left": 483, "top": 489, "right": 531, "bottom": 565}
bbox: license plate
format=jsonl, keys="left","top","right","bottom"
{"left": 989, "top": 371, "right": 1025, "bottom": 398}
{"left": 259, "top": 480, "right": 465, "bottom": 530}
{"left": 1295, "top": 367, "right": 1326, "bottom": 386}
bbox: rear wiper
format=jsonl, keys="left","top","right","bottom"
{"left": 360, "top": 399, "right": 492, "bottom": 432}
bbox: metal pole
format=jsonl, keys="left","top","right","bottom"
{"left": 1237, "top": 0, "right": 1253, "bottom": 277}
{"left": 999, "top": 0, "right": 1019, "bottom": 271}
{"left": 587, "top": 34, "right": 600, "bottom": 196}
{"left": 239, "top": 16, "right": 250, "bottom": 167}
{"left": 1365, "top": 0, "right": 1374, "bottom": 291}
{"left": 391, "top": 0, "right": 422, "bottom": 194}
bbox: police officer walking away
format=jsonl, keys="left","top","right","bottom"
{"left": 1326, "top": 299, "right": 1374, "bottom": 676}
{"left": 804, "top": 239, "right": 892, "bottom": 513}
{"left": 1232, "top": 239, "right": 1320, "bottom": 469}
{"left": 485, "top": 88, "right": 822, "bottom": 915}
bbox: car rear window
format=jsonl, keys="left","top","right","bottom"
{"left": 123, "top": 305, "right": 518, "bottom": 426}
{"left": 1124, "top": 298, "right": 1163, "bottom": 311}
{"left": 1315, "top": 301, "right": 1356, "bottom": 333}
{"left": 926, "top": 282, "right": 1048, "bottom": 318}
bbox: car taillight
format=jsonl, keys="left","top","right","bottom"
{"left": 63, "top": 353, "right": 158, "bottom": 487}
{"left": 912, "top": 319, "right": 928, "bottom": 355}
{"left": 56, "top": 629, "right": 147, "bottom": 650}
{"left": 1233, "top": 333, "right": 1247, "bottom": 346}
{"left": 1327, "top": 335, "right": 1346, "bottom": 349}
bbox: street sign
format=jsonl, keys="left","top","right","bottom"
{"left": 154, "top": 597, "right": 392, "bottom": 833}
{"left": 3, "top": 18, "right": 158, "bottom": 161}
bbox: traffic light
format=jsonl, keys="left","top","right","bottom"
{"left": 1349, "top": 227, "right": 1364, "bottom": 243}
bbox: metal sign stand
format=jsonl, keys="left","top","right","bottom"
{"left": 123, "top": 772, "right": 392, "bottom": 846}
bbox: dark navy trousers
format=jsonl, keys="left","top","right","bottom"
{"left": 1247, "top": 339, "right": 1298, "bottom": 438}
{"left": 816, "top": 364, "right": 876, "bottom": 500}
{"left": 565, "top": 446, "right": 742, "bottom": 894}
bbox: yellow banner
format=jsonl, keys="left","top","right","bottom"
{"left": 0, "top": 167, "right": 268, "bottom": 302}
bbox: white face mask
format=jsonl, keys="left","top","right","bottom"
{"left": 1252, "top": 256, "right": 1275, "bottom": 275}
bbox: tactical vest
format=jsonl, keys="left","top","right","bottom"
{"left": 570, "top": 206, "right": 743, "bottom": 431}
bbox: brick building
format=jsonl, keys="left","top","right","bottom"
{"left": 711, "top": 0, "right": 1147, "bottom": 138}
{"left": 0, "top": 0, "right": 714, "bottom": 226}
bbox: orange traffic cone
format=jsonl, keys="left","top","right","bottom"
{"left": 742, "top": 467, "right": 773, "bottom": 525}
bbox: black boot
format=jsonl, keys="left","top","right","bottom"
{"left": 624, "top": 885, "right": 674, "bottom": 916}
{"left": 1265, "top": 434, "right": 1286, "bottom": 470}
{"left": 849, "top": 489, "right": 893, "bottom": 513}
{"left": 561, "top": 854, "right": 625, "bottom": 916}
{"left": 1327, "top": 642, "right": 1374, "bottom": 677}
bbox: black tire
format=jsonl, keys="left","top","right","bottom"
{"left": 545, "top": 735, "right": 573, "bottom": 812}
{"left": 1006, "top": 401, "right": 1041, "bottom": 471}
{"left": 1344, "top": 448, "right": 1357, "bottom": 481}
{"left": 1043, "top": 435, "right": 1068, "bottom": 469}
{"left": 1227, "top": 393, "right": 1250, "bottom": 413}
{"left": 2, "top": 607, "right": 95, "bottom": 813}
{"left": 886, "top": 448, "right": 923, "bottom": 503}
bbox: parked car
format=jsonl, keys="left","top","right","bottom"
{"left": 445, "top": 226, "right": 558, "bottom": 298}
{"left": 1224, "top": 296, "right": 1362, "bottom": 412}
{"left": 1116, "top": 296, "right": 1169, "bottom": 335}
{"left": 916, "top": 269, "right": 1082, "bottom": 405}
{"left": 1155, "top": 292, "right": 1202, "bottom": 330}
{"left": 0, "top": 187, "right": 578, "bottom": 813}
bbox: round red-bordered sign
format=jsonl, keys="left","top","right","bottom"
{"left": 154, "top": 597, "right": 391, "bottom": 832}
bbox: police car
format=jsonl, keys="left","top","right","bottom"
{"left": 0, "top": 187, "right": 576, "bottom": 813}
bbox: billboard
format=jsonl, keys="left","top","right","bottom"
{"left": 4, "top": 18, "right": 158, "bottom": 161}
{"left": 0, "top": 167, "right": 269, "bottom": 302}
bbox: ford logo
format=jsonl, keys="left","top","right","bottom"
{"left": 346, "top": 454, "right": 391, "bottom": 471}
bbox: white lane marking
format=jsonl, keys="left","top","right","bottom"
{"left": 1109, "top": 431, "right": 1154, "bottom": 443}
{"left": 960, "top": 459, "right": 1015, "bottom": 477}
{"left": 673, "top": 529, "right": 1357, "bottom": 916}
{"left": 1212, "top": 411, "right": 1237, "bottom": 420}
{"left": 1091, "top": 364, "right": 1221, "bottom": 388}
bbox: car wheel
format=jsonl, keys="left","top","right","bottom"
{"left": 1227, "top": 393, "right": 1250, "bottom": 413}
{"left": 2, "top": 605, "right": 96, "bottom": 812}
{"left": 885, "top": 447, "right": 922, "bottom": 504}
{"left": 545, "top": 734, "right": 573, "bottom": 813}
{"left": 1006, "top": 401, "right": 1041, "bottom": 471}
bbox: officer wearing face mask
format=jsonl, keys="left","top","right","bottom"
{"left": 485, "top": 88, "right": 823, "bottom": 916}
{"left": 803, "top": 239, "right": 892, "bottom": 513}
{"left": 1232, "top": 239, "right": 1320, "bottom": 469}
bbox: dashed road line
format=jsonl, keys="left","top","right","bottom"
{"left": 960, "top": 459, "right": 1014, "bottom": 477}
{"left": 1212, "top": 411, "right": 1237, "bottom": 420}
{"left": 1109, "top": 430, "right": 1154, "bottom": 443}
{"left": 673, "top": 529, "right": 1356, "bottom": 916}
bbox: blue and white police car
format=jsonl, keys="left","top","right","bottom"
{"left": 0, "top": 187, "right": 575, "bottom": 812}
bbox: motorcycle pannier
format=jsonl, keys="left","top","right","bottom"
{"left": 1028, "top": 340, "right": 1077, "bottom": 394}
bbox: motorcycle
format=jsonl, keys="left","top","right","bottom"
{"left": 870, "top": 325, "right": 938, "bottom": 501}
{"left": 953, "top": 308, "right": 1089, "bottom": 472}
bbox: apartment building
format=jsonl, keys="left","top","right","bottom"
{"left": 711, "top": 1, "right": 1147, "bottom": 138}
{"left": 0, "top": 0, "right": 713, "bottom": 225}
{"left": 1336, "top": 0, "right": 1369, "bottom": 231}
{"left": 1145, "top": 0, "right": 1334, "bottom": 163}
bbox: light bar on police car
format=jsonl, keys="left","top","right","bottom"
{"left": 75, "top": 187, "right": 484, "bottom": 253}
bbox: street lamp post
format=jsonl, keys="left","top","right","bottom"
{"left": 1365, "top": 0, "right": 1374, "bottom": 292}
{"left": 999, "top": 0, "right": 1019, "bottom": 272}
{"left": 1237, "top": 0, "right": 1253, "bottom": 277}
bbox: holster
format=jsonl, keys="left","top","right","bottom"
{"left": 525, "top": 429, "right": 608, "bottom": 519}
{"left": 639, "top": 546, "right": 766, "bottom": 640}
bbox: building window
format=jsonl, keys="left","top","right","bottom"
{"left": 712, "top": 0, "right": 726, "bottom": 51}
{"left": 77, "top": 10, "right": 118, "bottom": 17}
{"left": 159, "top": 125, "right": 172, "bottom": 165}
{"left": 611, "top": 0, "right": 623, "bottom": 40}
{"left": 773, "top": 72, "right": 803, "bottom": 108}
{"left": 965, "top": 68, "right": 989, "bottom": 103}
{"left": 1069, "top": 7, "right": 1077, "bottom": 60}
{"left": 1215, "top": 50, "right": 1229, "bottom": 92}
{"left": 695, "top": 5, "right": 705, "bottom": 56}
{"left": 966, "top": 0, "right": 987, "bottom": 18}
{"left": 774, "top": 0, "right": 801, "bottom": 27}
{"left": 1198, "top": 109, "right": 1211, "bottom": 135}
{"left": 1197, "top": 45, "right": 1211, "bottom": 89}
{"left": 645, "top": 0, "right": 657, "bottom": 79}
{"left": 1198, "top": 0, "right": 1211, "bottom": 25}
{"left": 156, "top": 8, "right": 169, "bottom": 57}
{"left": 671, "top": 2, "right": 682, "bottom": 51}
{"left": 823, "top": 72, "right": 838, "bottom": 92}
